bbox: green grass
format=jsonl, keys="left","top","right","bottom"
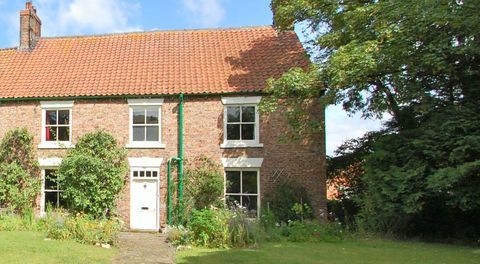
{"left": 177, "top": 239, "right": 480, "bottom": 264}
{"left": 0, "top": 231, "right": 117, "bottom": 264}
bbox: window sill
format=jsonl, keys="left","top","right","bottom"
{"left": 126, "top": 142, "right": 166, "bottom": 149}
{"left": 38, "top": 142, "right": 74, "bottom": 149}
{"left": 220, "top": 142, "right": 264, "bottom": 148}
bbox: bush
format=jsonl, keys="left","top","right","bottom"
{"left": 0, "top": 128, "right": 41, "bottom": 214}
{"left": 43, "top": 211, "right": 122, "bottom": 245}
{"left": 227, "top": 206, "right": 259, "bottom": 247}
{"left": 263, "top": 180, "right": 313, "bottom": 223}
{"left": 182, "top": 156, "right": 224, "bottom": 217}
{"left": 58, "top": 131, "right": 128, "bottom": 218}
{"left": 166, "top": 225, "right": 191, "bottom": 246}
{"left": 187, "top": 209, "right": 230, "bottom": 248}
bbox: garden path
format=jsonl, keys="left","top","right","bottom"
{"left": 112, "top": 232, "right": 175, "bottom": 264}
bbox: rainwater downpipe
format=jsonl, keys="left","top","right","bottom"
{"left": 167, "top": 94, "right": 184, "bottom": 225}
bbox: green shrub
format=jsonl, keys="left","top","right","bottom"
{"left": 0, "top": 210, "right": 42, "bottom": 231}
{"left": 0, "top": 128, "right": 41, "bottom": 214}
{"left": 58, "top": 131, "right": 128, "bottom": 218}
{"left": 227, "top": 206, "right": 259, "bottom": 247}
{"left": 263, "top": 180, "right": 313, "bottom": 223}
{"left": 43, "top": 211, "right": 122, "bottom": 245}
{"left": 188, "top": 209, "right": 230, "bottom": 248}
{"left": 166, "top": 225, "right": 191, "bottom": 246}
{"left": 182, "top": 156, "right": 224, "bottom": 220}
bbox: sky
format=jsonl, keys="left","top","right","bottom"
{"left": 0, "top": 0, "right": 385, "bottom": 155}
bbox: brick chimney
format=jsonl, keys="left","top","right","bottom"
{"left": 19, "top": 1, "right": 42, "bottom": 51}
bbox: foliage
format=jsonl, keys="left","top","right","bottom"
{"left": 187, "top": 209, "right": 230, "bottom": 248}
{"left": 57, "top": 131, "right": 128, "bottom": 218}
{"left": 281, "top": 220, "right": 344, "bottom": 243}
{"left": 327, "top": 199, "right": 358, "bottom": 231}
{"left": 0, "top": 209, "right": 41, "bottom": 231}
{"left": 166, "top": 225, "right": 191, "bottom": 246}
{"left": 42, "top": 211, "right": 122, "bottom": 245}
{"left": 358, "top": 105, "right": 480, "bottom": 240}
{"left": 263, "top": 180, "right": 313, "bottom": 223}
{"left": 227, "top": 205, "right": 259, "bottom": 247}
{"left": 183, "top": 156, "right": 224, "bottom": 215}
{"left": 269, "top": 0, "right": 479, "bottom": 131}
{"left": 0, "top": 128, "right": 41, "bottom": 214}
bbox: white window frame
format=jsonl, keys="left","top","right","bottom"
{"left": 221, "top": 96, "right": 263, "bottom": 148}
{"left": 38, "top": 101, "right": 74, "bottom": 149}
{"left": 222, "top": 157, "right": 263, "bottom": 217}
{"left": 128, "top": 157, "right": 163, "bottom": 230}
{"left": 126, "top": 99, "right": 165, "bottom": 149}
{"left": 39, "top": 157, "right": 63, "bottom": 216}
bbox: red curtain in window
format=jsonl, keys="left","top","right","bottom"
{"left": 46, "top": 127, "right": 50, "bottom": 140}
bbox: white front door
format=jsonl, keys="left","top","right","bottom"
{"left": 130, "top": 169, "right": 159, "bottom": 230}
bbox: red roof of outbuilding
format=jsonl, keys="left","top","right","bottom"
{"left": 0, "top": 26, "right": 309, "bottom": 99}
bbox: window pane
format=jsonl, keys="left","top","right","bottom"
{"left": 133, "top": 109, "right": 145, "bottom": 124}
{"left": 152, "top": 171, "right": 158, "bottom": 177}
{"left": 58, "top": 127, "right": 69, "bottom": 141}
{"left": 44, "top": 170, "right": 57, "bottom": 190}
{"left": 46, "top": 127, "right": 57, "bottom": 141}
{"left": 227, "top": 124, "right": 240, "bottom": 140}
{"left": 146, "top": 126, "right": 159, "bottom": 141}
{"left": 241, "top": 124, "right": 255, "bottom": 140}
{"left": 227, "top": 106, "right": 240, "bottom": 122}
{"left": 133, "top": 171, "right": 138, "bottom": 177}
{"left": 226, "top": 171, "right": 241, "bottom": 193}
{"left": 45, "top": 192, "right": 59, "bottom": 208}
{"left": 226, "top": 195, "right": 241, "bottom": 209}
{"left": 58, "top": 110, "right": 70, "bottom": 125}
{"left": 146, "top": 108, "right": 159, "bottom": 124}
{"left": 242, "top": 106, "right": 255, "bottom": 122}
{"left": 242, "top": 195, "right": 258, "bottom": 216}
{"left": 46, "top": 110, "right": 57, "bottom": 125}
{"left": 140, "top": 171, "right": 145, "bottom": 177}
{"left": 242, "top": 171, "right": 258, "bottom": 194}
{"left": 146, "top": 171, "right": 152, "bottom": 177}
{"left": 133, "top": 126, "right": 145, "bottom": 141}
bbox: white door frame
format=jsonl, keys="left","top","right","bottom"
{"left": 128, "top": 157, "right": 162, "bottom": 231}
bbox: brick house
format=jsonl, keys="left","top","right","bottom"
{"left": 0, "top": 2, "right": 326, "bottom": 230}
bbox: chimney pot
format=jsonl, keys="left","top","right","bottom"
{"left": 19, "top": 1, "right": 42, "bottom": 51}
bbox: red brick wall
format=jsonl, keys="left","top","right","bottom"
{"left": 0, "top": 96, "right": 326, "bottom": 226}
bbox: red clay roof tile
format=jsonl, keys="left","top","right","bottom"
{"left": 0, "top": 26, "right": 309, "bottom": 99}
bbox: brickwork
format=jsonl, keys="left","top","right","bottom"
{"left": 0, "top": 96, "right": 326, "bottom": 227}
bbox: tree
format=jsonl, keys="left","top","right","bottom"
{"left": 267, "top": 0, "right": 479, "bottom": 131}
{"left": 57, "top": 131, "right": 128, "bottom": 218}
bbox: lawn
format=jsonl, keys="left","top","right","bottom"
{"left": 177, "top": 239, "right": 480, "bottom": 264}
{"left": 0, "top": 231, "right": 117, "bottom": 264}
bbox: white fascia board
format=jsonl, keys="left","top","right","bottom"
{"left": 221, "top": 96, "right": 262, "bottom": 105}
{"left": 38, "top": 157, "right": 63, "bottom": 167}
{"left": 127, "top": 98, "right": 164, "bottom": 106}
{"left": 221, "top": 157, "right": 264, "bottom": 168}
{"left": 128, "top": 157, "right": 164, "bottom": 168}
{"left": 40, "top": 101, "right": 74, "bottom": 109}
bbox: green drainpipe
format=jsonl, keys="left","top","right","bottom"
{"left": 167, "top": 94, "right": 185, "bottom": 225}
{"left": 177, "top": 94, "right": 185, "bottom": 224}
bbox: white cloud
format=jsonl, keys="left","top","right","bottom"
{"left": 325, "top": 105, "right": 389, "bottom": 156}
{"left": 36, "top": 0, "right": 142, "bottom": 37}
{"left": 181, "top": 0, "right": 226, "bottom": 27}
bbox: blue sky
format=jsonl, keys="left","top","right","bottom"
{"left": 0, "top": 0, "right": 385, "bottom": 155}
